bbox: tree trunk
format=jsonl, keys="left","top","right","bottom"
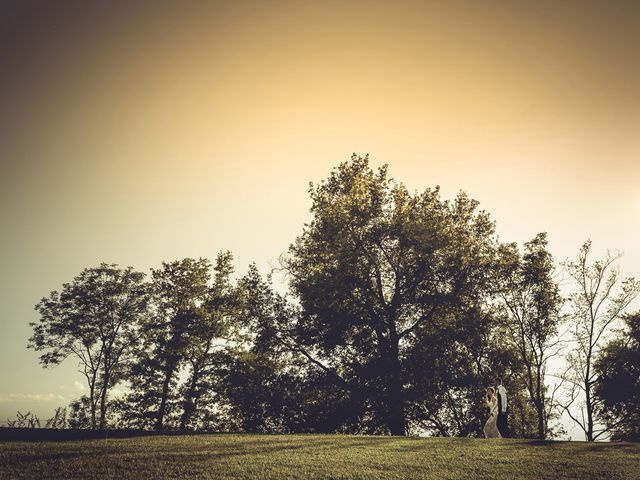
{"left": 179, "top": 364, "right": 201, "bottom": 430}
{"left": 585, "top": 379, "right": 594, "bottom": 441}
{"left": 99, "top": 367, "right": 110, "bottom": 430}
{"left": 536, "top": 401, "right": 545, "bottom": 439}
{"left": 89, "top": 382, "right": 97, "bottom": 430}
{"left": 155, "top": 362, "right": 176, "bottom": 430}
{"left": 534, "top": 373, "right": 545, "bottom": 439}
{"left": 387, "top": 338, "right": 406, "bottom": 436}
{"left": 584, "top": 350, "right": 594, "bottom": 442}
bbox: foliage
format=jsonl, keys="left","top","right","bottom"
{"left": 123, "top": 257, "right": 213, "bottom": 430}
{"left": 45, "top": 407, "right": 68, "bottom": 429}
{"left": 29, "top": 264, "right": 148, "bottom": 429}
{"left": 178, "top": 252, "right": 238, "bottom": 430}
{"left": 280, "top": 155, "right": 502, "bottom": 434}
{"left": 405, "top": 306, "right": 540, "bottom": 438}
{"left": 594, "top": 312, "right": 640, "bottom": 441}
{"left": 496, "top": 233, "right": 564, "bottom": 438}
{"left": 24, "top": 157, "right": 640, "bottom": 440}
{"left": 5, "top": 408, "right": 67, "bottom": 429}
{"left": 121, "top": 254, "right": 237, "bottom": 430}
{"left": 560, "top": 241, "right": 640, "bottom": 441}
{"left": 219, "top": 265, "right": 362, "bottom": 433}
{"left": 67, "top": 398, "right": 91, "bottom": 429}
{"left": 5, "top": 411, "right": 40, "bottom": 428}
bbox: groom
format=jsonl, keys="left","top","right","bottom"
{"left": 494, "top": 377, "right": 509, "bottom": 438}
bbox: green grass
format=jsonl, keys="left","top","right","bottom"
{"left": 1, "top": 434, "right": 639, "bottom": 480}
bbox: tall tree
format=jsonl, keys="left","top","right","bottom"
{"left": 560, "top": 241, "right": 640, "bottom": 441}
{"left": 29, "top": 264, "right": 148, "bottom": 429}
{"left": 593, "top": 312, "right": 640, "bottom": 441}
{"left": 128, "top": 258, "right": 212, "bottom": 430}
{"left": 281, "top": 155, "right": 499, "bottom": 435}
{"left": 497, "top": 233, "right": 564, "bottom": 439}
{"left": 178, "top": 252, "right": 237, "bottom": 430}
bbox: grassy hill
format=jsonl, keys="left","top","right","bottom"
{"left": 1, "top": 434, "right": 639, "bottom": 479}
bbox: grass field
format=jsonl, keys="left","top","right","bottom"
{"left": 1, "top": 434, "right": 639, "bottom": 480}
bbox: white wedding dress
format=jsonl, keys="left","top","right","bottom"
{"left": 483, "top": 394, "right": 501, "bottom": 438}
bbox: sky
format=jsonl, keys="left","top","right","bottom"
{"left": 1, "top": 1, "right": 639, "bottom": 437}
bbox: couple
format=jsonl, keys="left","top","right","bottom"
{"left": 483, "top": 377, "right": 509, "bottom": 438}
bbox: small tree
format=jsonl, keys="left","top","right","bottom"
{"left": 497, "top": 233, "right": 564, "bottom": 439}
{"left": 45, "top": 407, "right": 67, "bottom": 429}
{"left": 6, "top": 411, "right": 40, "bottom": 428}
{"left": 560, "top": 242, "right": 640, "bottom": 441}
{"left": 67, "top": 396, "right": 93, "bottom": 429}
{"left": 29, "top": 264, "right": 148, "bottom": 429}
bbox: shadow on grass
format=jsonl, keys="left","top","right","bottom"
{"left": 576, "top": 442, "right": 640, "bottom": 455}
{"left": 524, "top": 440, "right": 562, "bottom": 448}
{"left": 205, "top": 438, "right": 396, "bottom": 459}
{"left": 0, "top": 427, "right": 237, "bottom": 442}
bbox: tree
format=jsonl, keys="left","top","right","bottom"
{"left": 45, "top": 407, "right": 68, "bottom": 429}
{"left": 403, "top": 303, "right": 539, "bottom": 438}
{"left": 560, "top": 242, "right": 640, "bottom": 441}
{"left": 67, "top": 396, "right": 93, "bottom": 429}
{"left": 593, "top": 312, "right": 640, "bottom": 441}
{"left": 123, "top": 255, "right": 237, "bottom": 430}
{"left": 178, "top": 252, "right": 237, "bottom": 430}
{"left": 497, "top": 233, "right": 564, "bottom": 439}
{"left": 218, "top": 265, "right": 364, "bottom": 434}
{"left": 281, "top": 155, "right": 499, "bottom": 435}
{"left": 29, "top": 264, "right": 148, "bottom": 429}
{"left": 6, "top": 411, "right": 40, "bottom": 428}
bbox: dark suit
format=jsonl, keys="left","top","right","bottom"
{"left": 496, "top": 386, "right": 509, "bottom": 438}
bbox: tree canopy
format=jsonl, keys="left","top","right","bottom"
{"left": 29, "top": 264, "right": 148, "bottom": 429}
{"left": 281, "top": 155, "right": 500, "bottom": 434}
{"left": 26, "top": 155, "right": 639, "bottom": 440}
{"left": 594, "top": 312, "right": 640, "bottom": 441}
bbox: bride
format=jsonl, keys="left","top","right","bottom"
{"left": 483, "top": 387, "right": 501, "bottom": 438}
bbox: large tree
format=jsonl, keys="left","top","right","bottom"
{"left": 497, "top": 233, "right": 564, "bottom": 439}
{"left": 593, "top": 312, "right": 640, "bottom": 441}
{"left": 560, "top": 242, "right": 640, "bottom": 441}
{"left": 29, "top": 264, "right": 148, "bottom": 429}
{"left": 281, "top": 155, "right": 499, "bottom": 435}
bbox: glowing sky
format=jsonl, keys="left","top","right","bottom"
{"left": 1, "top": 1, "right": 639, "bottom": 434}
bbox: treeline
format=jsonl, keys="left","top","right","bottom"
{"left": 27, "top": 156, "right": 640, "bottom": 441}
